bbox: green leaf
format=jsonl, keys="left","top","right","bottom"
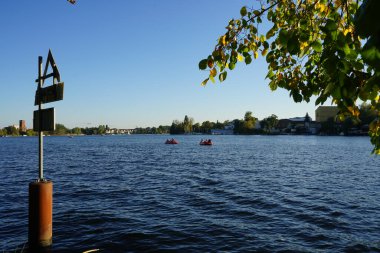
{"left": 242, "top": 19, "right": 247, "bottom": 27}
{"left": 199, "top": 59, "right": 208, "bottom": 70}
{"left": 344, "top": 45, "right": 358, "bottom": 60}
{"left": 324, "top": 19, "right": 337, "bottom": 32}
{"left": 323, "top": 82, "right": 335, "bottom": 95}
{"left": 354, "top": 0, "right": 380, "bottom": 37}
{"left": 287, "top": 35, "right": 300, "bottom": 55}
{"left": 231, "top": 41, "right": 238, "bottom": 50}
{"left": 269, "top": 80, "right": 277, "bottom": 91}
{"left": 228, "top": 62, "right": 236, "bottom": 70}
{"left": 265, "top": 69, "right": 275, "bottom": 79}
{"left": 245, "top": 55, "right": 252, "bottom": 64}
{"left": 240, "top": 6, "right": 247, "bottom": 17}
{"left": 292, "top": 92, "right": 303, "bottom": 103}
{"left": 253, "top": 10, "right": 261, "bottom": 16}
{"left": 315, "top": 95, "right": 327, "bottom": 105}
{"left": 279, "top": 29, "right": 289, "bottom": 47}
{"left": 332, "top": 86, "right": 342, "bottom": 99}
{"left": 311, "top": 41, "right": 322, "bottom": 52}
{"left": 266, "top": 51, "right": 274, "bottom": 63}
{"left": 362, "top": 37, "right": 380, "bottom": 69}
{"left": 219, "top": 71, "right": 227, "bottom": 82}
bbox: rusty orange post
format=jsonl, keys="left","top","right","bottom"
{"left": 29, "top": 180, "right": 53, "bottom": 248}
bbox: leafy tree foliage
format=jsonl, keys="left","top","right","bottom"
{"left": 53, "top": 123, "right": 69, "bottom": 135}
{"left": 183, "top": 115, "right": 194, "bottom": 133}
{"left": 193, "top": 123, "right": 201, "bottom": 133}
{"left": 4, "top": 126, "right": 20, "bottom": 136}
{"left": 26, "top": 129, "right": 37, "bottom": 136}
{"left": 170, "top": 120, "right": 185, "bottom": 134}
{"left": 200, "top": 121, "right": 215, "bottom": 134}
{"left": 261, "top": 114, "right": 279, "bottom": 132}
{"left": 71, "top": 127, "right": 82, "bottom": 135}
{"left": 97, "top": 125, "right": 107, "bottom": 135}
{"left": 169, "top": 116, "right": 229, "bottom": 134}
{"left": 134, "top": 126, "right": 170, "bottom": 134}
{"left": 234, "top": 111, "right": 258, "bottom": 134}
{"left": 199, "top": 0, "right": 379, "bottom": 153}
{"left": 81, "top": 125, "right": 107, "bottom": 135}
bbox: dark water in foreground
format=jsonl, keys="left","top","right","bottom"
{"left": 0, "top": 135, "right": 379, "bottom": 252}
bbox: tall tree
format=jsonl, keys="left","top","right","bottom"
{"left": 201, "top": 121, "right": 214, "bottom": 134}
{"left": 261, "top": 114, "right": 279, "bottom": 132}
{"left": 54, "top": 123, "right": 68, "bottom": 135}
{"left": 71, "top": 127, "right": 82, "bottom": 135}
{"left": 26, "top": 129, "right": 37, "bottom": 136}
{"left": 97, "top": 125, "right": 106, "bottom": 135}
{"left": 243, "top": 111, "right": 257, "bottom": 134}
{"left": 5, "top": 126, "right": 20, "bottom": 136}
{"left": 193, "top": 122, "right": 201, "bottom": 133}
{"left": 170, "top": 120, "right": 185, "bottom": 134}
{"left": 183, "top": 115, "right": 194, "bottom": 133}
{"left": 199, "top": 0, "right": 379, "bottom": 153}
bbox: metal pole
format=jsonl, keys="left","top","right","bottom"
{"left": 38, "top": 56, "right": 43, "bottom": 180}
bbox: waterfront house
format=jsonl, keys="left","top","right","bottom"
{"left": 211, "top": 123, "right": 234, "bottom": 135}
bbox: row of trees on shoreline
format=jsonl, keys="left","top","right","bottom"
{"left": 1, "top": 104, "right": 376, "bottom": 137}
{"left": 170, "top": 105, "right": 376, "bottom": 136}
{"left": 0, "top": 124, "right": 109, "bottom": 137}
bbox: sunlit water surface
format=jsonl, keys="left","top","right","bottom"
{"left": 0, "top": 135, "right": 379, "bottom": 252}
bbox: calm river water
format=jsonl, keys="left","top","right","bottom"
{"left": 0, "top": 135, "right": 379, "bottom": 252}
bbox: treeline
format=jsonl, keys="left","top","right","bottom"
{"left": 45, "top": 124, "right": 109, "bottom": 136}
{"left": 170, "top": 115, "right": 224, "bottom": 134}
{"left": 0, "top": 126, "right": 35, "bottom": 136}
{"left": 170, "top": 112, "right": 263, "bottom": 135}
{"left": 0, "top": 124, "right": 111, "bottom": 136}
{"left": 56, "top": 124, "right": 117, "bottom": 135}
{"left": 2, "top": 103, "right": 374, "bottom": 138}
{"left": 134, "top": 125, "right": 170, "bottom": 134}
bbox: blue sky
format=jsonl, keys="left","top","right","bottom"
{"left": 0, "top": 1, "right": 322, "bottom": 129}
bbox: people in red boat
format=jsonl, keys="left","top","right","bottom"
{"left": 200, "top": 139, "right": 212, "bottom": 145}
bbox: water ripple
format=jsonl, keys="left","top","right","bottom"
{"left": 0, "top": 135, "right": 379, "bottom": 252}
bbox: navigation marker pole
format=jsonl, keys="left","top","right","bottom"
{"left": 29, "top": 50, "right": 64, "bottom": 250}
{"left": 38, "top": 56, "right": 44, "bottom": 180}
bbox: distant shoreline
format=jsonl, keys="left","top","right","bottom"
{"left": 0, "top": 133, "right": 370, "bottom": 138}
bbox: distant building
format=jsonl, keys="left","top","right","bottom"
{"left": 315, "top": 106, "right": 339, "bottom": 122}
{"left": 118, "top": 129, "right": 133, "bottom": 134}
{"left": 211, "top": 123, "right": 234, "bottom": 135}
{"left": 278, "top": 119, "right": 291, "bottom": 130}
{"left": 287, "top": 113, "right": 321, "bottom": 134}
{"left": 105, "top": 128, "right": 134, "bottom": 134}
{"left": 254, "top": 121, "right": 261, "bottom": 129}
{"left": 19, "top": 120, "right": 26, "bottom": 133}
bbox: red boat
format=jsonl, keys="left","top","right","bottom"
{"left": 200, "top": 139, "right": 212, "bottom": 145}
{"left": 165, "top": 138, "right": 179, "bottom": 144}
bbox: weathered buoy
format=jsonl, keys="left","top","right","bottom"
{"left": 29, "top": 180, "right": 53, "bottom": 248}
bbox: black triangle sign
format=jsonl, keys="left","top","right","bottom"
{"left": 35, "top": 49, "right": 61, "bottom": 84}
{"left": 43, "top": 49, "right": 60, "bottom": 84}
